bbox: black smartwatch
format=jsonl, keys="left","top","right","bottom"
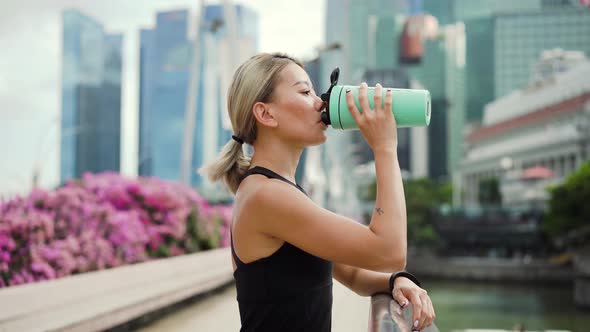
{"left": 389, "top": 271, "right": 421, "bottom": 293}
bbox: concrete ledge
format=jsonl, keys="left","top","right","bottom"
{"left": 0, "top": 248, "right": 233, "bottom": 332}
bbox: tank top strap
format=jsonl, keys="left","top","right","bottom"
{"left": 242, "top": 166, "right": 307, "bottom": 196}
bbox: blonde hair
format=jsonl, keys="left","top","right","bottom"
{"left": 201, "top": 53, "right": 303, "bottom": 194}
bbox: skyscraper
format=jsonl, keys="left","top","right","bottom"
{"left": 442, "top": 23, "right": 466, "bottom": 193}
{"left": 197, "top": 4, "right": 258, "bottom": 195}
{"left": 494, "top": 8, "right": 590, "bottom": 98}
{"left": 138, "top": 6, "right": 258, "bottom": 197}
{"left": 138, "top": 10, "right": 191, "bottom": 182}
{"left": 60, "top": 9, "right": 122, "bottom": 183}
{"left": 405, "top": 17, "right": 466, "bottom": 183}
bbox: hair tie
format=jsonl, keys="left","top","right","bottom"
{"left": 232, "top": 135, "right": 244, "bottom": 145}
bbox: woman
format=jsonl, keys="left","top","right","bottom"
{"left": 203, "top": 53, "right": 435, "bottom": 331}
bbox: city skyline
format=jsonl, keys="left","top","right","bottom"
{"left": 137, "top": 5, "right": 259, "bottom": 198}
{"left": 2, "top": 0, "right": 588, "bottom": 199}
{"left": 0, "top": 0, "right": 325, "bottom": 196}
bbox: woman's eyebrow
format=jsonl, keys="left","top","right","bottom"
{"left": 292, "top": 80, "right": 311, "bottom": 87}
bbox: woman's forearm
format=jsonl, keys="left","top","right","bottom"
{"left": 368, "top": 148, "right": 408, "bottom": 268}
{"left": 351, "top": 267, "right": 390, "bottom": 297}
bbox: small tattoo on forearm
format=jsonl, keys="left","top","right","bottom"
{"left": 375, "top": 207, "right": 384, "bottom": 216}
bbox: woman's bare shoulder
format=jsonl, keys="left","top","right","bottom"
{"left": 235, "top": 174, "right": 306, "bottom": 217}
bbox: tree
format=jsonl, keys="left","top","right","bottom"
{"left": 544, "top": 161, "right": 590, "bottom": 236}
{"left": 363, "top": 177, "right": 452, "bottom": 247}
{"left": 478, "top": 177, "right": 502, "bottom": 207}
{"left": 404, "top": 179, "right": 452, "bottom": 247}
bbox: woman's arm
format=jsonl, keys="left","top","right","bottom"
{"left": 352, "top": 83, "right": 407, "bottom": 266}
{"left": 333, "top": 262, "right": 388, "bottom": 297}
{"left": 332, "top": 263, "right": 436, "bottom": 330}
{"left": 246, "top": 177, "right": 405, "bottom": 272}
{"left": 244, "top": 84, "right": 406, "bottom": 272}
{"left": 370, "top": 149, "right": 407, "bottom": 268}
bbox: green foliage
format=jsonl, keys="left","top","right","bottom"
{"left": 364, "top": 177, "right": 452, "bottom": 247}
{"left": 404, "top": 178, "right": 452, "bottom": 247}
{"left": 184, "top": 210, "right": 202, "bottom": 253}
{"left": 153, "top": 245, "right": 171, "bottom": 258}
{"left": 195, "top": 213, "right": 222, "bottom": 250}
{"left": 478, "top": 177, "right": 502, "bottom": 206}
{"left": 183, "top": 208, "right": 222, "bottom": 252}
{"left": 544, "top": 161, "right": 590, "bottom": 236}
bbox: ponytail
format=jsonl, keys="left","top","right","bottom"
{"left": 201, "top": 138, "right": 250, "bottom": 194}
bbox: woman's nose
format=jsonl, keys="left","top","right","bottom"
{"left": 315, "top": 96, "right": 326, "bottom": 112}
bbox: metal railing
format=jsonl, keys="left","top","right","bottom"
{"left": 368, "top": 293, "right": 438, "bottom": 332}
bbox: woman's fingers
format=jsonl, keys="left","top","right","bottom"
{"left": 392, "top": 287, "right": 409, "bottom": 308}
{"left": 416, "top": 291, "right": 435, "bottom": 330}
{"left": 374, "top": 83, "right": 383, "bottom": 113}
{"left": 408, "top": 290, "right": 423, "bottom": 331}
{"left": 358, "top": 82, "right": 373, "bottom": 117}
{"left": 423, "top": 294, "right": 436, "bottom": 328}
{"left": 345, "top": 88, "right": 362, "bottom": 123}
{"left": 349, "top": 82, "right": 398, "bottom": 151}
{"left": 384, "top": 88, "right": 396, "bottom": 124}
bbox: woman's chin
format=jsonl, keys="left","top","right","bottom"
{"left": 312, "top": 133, "right": 328, "bottom": 146}
{"left": 296, "top": 128, "right": 328, "bottom": 147}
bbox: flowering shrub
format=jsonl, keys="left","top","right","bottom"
{"left": 0, "top": 172, "right": 232, "bottom": 288}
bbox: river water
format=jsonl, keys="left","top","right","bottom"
{"left": 426, "top": 279, "right": 590, "bottom": 332}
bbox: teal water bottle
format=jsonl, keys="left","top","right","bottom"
{"left": 320, "top": 68, "right": 431, "bottom": 129}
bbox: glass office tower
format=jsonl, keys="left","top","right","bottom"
{"left": 61, "top": 9, "right": 122, "bottom": 183}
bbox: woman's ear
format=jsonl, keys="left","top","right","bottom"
{"left": 252, "top": 102, "right": 278, "bottom": 128}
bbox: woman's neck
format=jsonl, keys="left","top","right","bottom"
{"left": 249, "top": 136, "right": 303, "bottom": 183}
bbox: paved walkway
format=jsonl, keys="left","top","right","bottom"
{"left": 137, "top": 281, "right": 370, "bottom": 331}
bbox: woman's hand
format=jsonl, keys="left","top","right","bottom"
{"left": 345, "top": 82, "right": 398, "bottom": 152}
{"left": 392, "top": 277, "right": 436, "bottom": 331}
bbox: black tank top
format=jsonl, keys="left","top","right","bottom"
{"left": 231, "top": 166, "right": 333, "bottom": 332}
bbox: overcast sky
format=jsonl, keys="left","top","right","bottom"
{"left": 0, "top": 0, "right": 326, "bottom": 196}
